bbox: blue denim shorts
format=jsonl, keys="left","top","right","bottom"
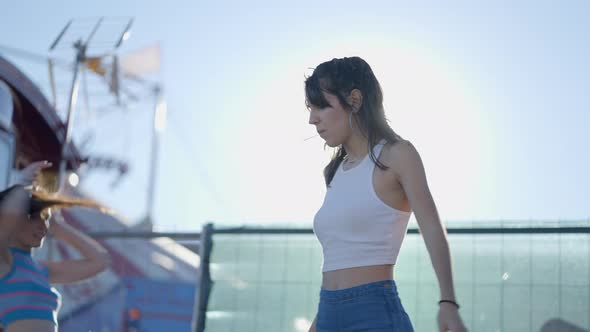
{"left": 317, "top": 280, "right": 414, "bottom": 332}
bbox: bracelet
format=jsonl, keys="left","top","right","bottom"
{"left": 438, "top": 299, "right": 460, "bottom": 309}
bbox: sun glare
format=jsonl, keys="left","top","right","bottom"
{"left": 220, "top": 43, "right": 490, "bottom": 223}
{"left": 369, "top": 48, "right": 488, "bottom": 220}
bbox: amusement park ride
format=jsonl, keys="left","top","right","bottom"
{"left": 1, "top": 17, "right": 164, "bottom": 228}
{"left": 0, "top": 17, "right": 198, "bottom": 332}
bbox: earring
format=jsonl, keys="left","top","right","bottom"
{"left": 348, "top": 112, "right": 354, "bottom": 130}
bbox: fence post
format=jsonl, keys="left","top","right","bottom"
{"left": 191, "top": 223, "right": 214, "bottom": 332}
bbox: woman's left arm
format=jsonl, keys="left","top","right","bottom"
{"left": 394, "top": 141, "right": 467, "bottom": 332}
{"left": 41, "top": 211, "right": 111, "bottom": 284}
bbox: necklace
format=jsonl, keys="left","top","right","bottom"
{"left": 343, "top": 155, "right": 361, "bottom": 164}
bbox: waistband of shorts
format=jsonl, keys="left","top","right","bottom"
{"left": 320, "top": 280, "right": 398, "bottom": 301}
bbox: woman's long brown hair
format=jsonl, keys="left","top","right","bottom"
{"left": 305, "top": 57, "right": 403, "bottom": 187}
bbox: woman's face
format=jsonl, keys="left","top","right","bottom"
{"left": 308, "top": 92, "right": 352, "bottom": 147}
{"left": 14, "top": 215, "right": 49, "bottom": 249}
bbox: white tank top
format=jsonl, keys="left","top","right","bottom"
{"left": 313, "top": 141, "right": 412, "bottom": 272}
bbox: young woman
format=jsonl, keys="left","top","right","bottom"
{"left": 0, "top": 185, "right": 111, "bottom": 332}
{"left": 306, "top": 57, "right": 467, "bottom": 332}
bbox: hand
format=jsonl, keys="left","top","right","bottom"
{"left": 437, "top": 303, "right": 467, "bottom": 332}
{"left": 47, "top": 210, "right": 67, "bottom": 236}
{"left": 15, "top": 161, "right": 52, "bottom": 186}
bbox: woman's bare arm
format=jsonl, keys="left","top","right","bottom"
{"left": 394, "top": 141, "right": 457, "bottom": 301}
{"left": 394, "top": 141, "right": 467, "bottom": 331}
{"left": 41, "top": 211, "right": 111, "bottom": 284}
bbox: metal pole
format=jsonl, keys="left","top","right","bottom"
{"left": 58, "top": 40, "right": 85, "bottom": 191}
{"left": 115, "top": 18, "right": 134, "bottom": 48}
{"left": 47, "top": 58, "right": 57, "bottom": 109}
{"left": 192, "top": 223, "right": 214, "bottom": 332}
{"left": 84, "top": 17, "right": 104, "bottom": 46}
{"left": 49, "top": 20, "right": 72, "bottom": 51}
{"left": 144, "top": 85, "right": 164, "bottom": 229}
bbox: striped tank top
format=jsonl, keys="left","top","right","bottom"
{"left": 0, "top": 247, "right": 60, "bottom": 328}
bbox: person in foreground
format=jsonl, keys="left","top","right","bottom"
{"left": 0, "top": 185, "right": 111, "bottom": 332}
{"left": 305, "top": 57, "right": 467, "bottom": 332}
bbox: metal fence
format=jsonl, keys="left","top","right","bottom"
{"left": 194, "top": 221, "right": 590, "bottom": 332}
{"left": 33, "top": 220, "right": 590, "bottom": 332}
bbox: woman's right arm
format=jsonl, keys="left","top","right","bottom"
{"left": 41, "top": 211, "right": 111, "bottom": 284}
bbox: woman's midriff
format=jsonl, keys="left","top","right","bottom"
{"left": 321, "top": 264, "right": 395, "bottom": 290}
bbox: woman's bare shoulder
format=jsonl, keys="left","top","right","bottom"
{"left": 380, "top": 139, "right": 423, "bottom": 179}
{"left": 382, "top": 139, "right": 418, "bottom": 161}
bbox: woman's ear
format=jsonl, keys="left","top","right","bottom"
{"left": 348, "top": 89, "right": 363, "bottom": 113}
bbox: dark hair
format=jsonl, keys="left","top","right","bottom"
{"left": 304, "top": 56, "right": 403, "bottom": 186}
{"left": 0, "top": 185, "right": 103, "bottom": 220}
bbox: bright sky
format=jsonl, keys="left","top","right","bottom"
{"left": 1, "top": 1, "right": 589, "bottom": 231}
